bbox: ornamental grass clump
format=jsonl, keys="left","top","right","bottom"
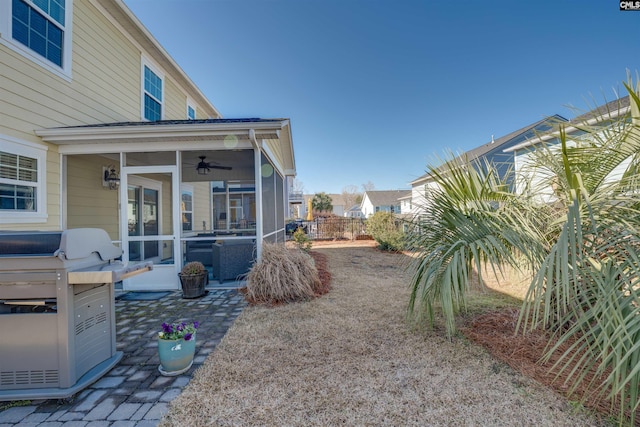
{"left": 244, "top": 242, "right": 322, "bottom": 305}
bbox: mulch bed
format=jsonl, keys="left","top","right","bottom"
{"left": 461, "top": 308, "right": 638, "bottom": 424}
{"left": 309, "top": 250, "right": 331, "bottom": 296}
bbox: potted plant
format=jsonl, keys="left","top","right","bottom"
{"left": 157, "top": 320, "right": 199, "bottom": 376}
{"left": 178, "top": 261, "right": 207, "bottom": 298}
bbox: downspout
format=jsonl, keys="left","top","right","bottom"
{"left": 249, "top": 129, "right": 263, "bottom": 261}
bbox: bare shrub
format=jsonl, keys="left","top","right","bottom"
{"left": 244, "top": 242, "right": 322, "bottom": 305}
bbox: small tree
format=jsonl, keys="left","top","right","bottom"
{"left": 366, "top": 211, "right": 405, "bottom": 251}
{"left": 312, "top": 192, "right": 333, "bottom": 213}
{"left": 342, "top": 185, "right": 361, "bottom": 211}
{"left": 292, "top": 227, "right": 312, "bottom": 252}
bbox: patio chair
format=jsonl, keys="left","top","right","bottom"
{"left": 212, "top": 239, "right": 256, "bottom": 283}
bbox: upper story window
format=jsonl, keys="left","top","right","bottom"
{"left": 0, "top": 136, "right": 47, "bottom": 223}
{"left": 143, "top": 64, "right": 163, "bottom": 121}
{"left": 1, "top": 0, "right": 72, "bottom": 78}
{"left": 187, "top": 104, "right": 196, "bottom": 120}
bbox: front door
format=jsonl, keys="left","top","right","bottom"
{"left": 120, "top": 166, "right": 180, "bottom": 290}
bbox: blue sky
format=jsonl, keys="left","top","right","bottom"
{"left": 124, "top": 0, "right": 640, "bottom": 195}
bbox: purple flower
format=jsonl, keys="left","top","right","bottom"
{"left": 161, "top": 322, "right": 173, "bottom": 334}
{"left": 159, "top": 320, "right": 199, "bottom": 341}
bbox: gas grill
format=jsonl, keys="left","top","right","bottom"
{"left": 0, "top": 228, "right": 152, "bottom": 401}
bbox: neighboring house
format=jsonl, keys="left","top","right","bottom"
{"left": 327, "top": 194, "right": 346, "bottom": 217}
{"left": 1, "top": 0, "right": 296, "bottom": 291}
{"left": 398, "top": 191, "right": 413, "bottom": 215}
{"left": 345, "top": 205, "right": 364, "bottom": 218}
{"left": 360, "top": 190, "right": 410, "bottom": 218}
{"left": 300, "top": 193, "right": 345, "bottom": 218}
{"left": 504, "top": 96, "right": 632, "bottom": 202}
{"left": 409, "top": 115, "right": 567, "bottom": 216}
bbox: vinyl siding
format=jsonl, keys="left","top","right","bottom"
{"left": 0, "top": 0, "right": 218, "bottom": 232}
{"left": 165, "top": 78, "right": 186, "bottom": 120}
{"left": 193, "top": 182, "right": 211, "bottom": 231}
{"left": 66, "top": 155, "right": 119, "bottom": 239}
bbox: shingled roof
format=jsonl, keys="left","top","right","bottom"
{"left": 364, "top": 190, "right": 411, "bottom": 206}
{"left": 504, "top": 95, "right": 632, "bottom": 153}
{"left": 411, "top": 115, "right": 566, "bottom": 185}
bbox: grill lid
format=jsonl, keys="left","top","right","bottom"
{"left": 0, "top": 231, "right": 62, "bottom": 256}
{"left": 56, "top": 228, "right": 122, "bottom": 261}
{"left": 0, "top": 228, "right": 122, "bottom": 261}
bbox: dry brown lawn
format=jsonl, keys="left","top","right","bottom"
{"left": 161, "top": 241, "right": 607, "bottom": 426}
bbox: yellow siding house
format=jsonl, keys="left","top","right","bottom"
{"left": 0, "top": 0, "right": 297, "bottom": 290}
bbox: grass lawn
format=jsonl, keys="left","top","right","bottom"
{"left": 160, "top": 241, "right": 608, "bottom": 426}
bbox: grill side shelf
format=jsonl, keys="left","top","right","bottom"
{"left": 67, "top": 261, "right": 153, "bottom": 284}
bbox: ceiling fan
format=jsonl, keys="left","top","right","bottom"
{"left": 195, "top": 156, "right": 232, "bottom": 175}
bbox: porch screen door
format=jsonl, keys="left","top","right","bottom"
{"left": 120, "top": 166, "right": 180, "bottom": 291}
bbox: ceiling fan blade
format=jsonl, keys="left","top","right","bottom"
{"left": 207, "top": 164, "right": 232, "bottom": 170}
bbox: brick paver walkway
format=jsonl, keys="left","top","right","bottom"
{"left": 0, "top": 289, "right": 246, "bottom": 426}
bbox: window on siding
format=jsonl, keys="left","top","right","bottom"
{"left": 0, "top": 151, "right": 38, "bottom": 211}
{"left": 12, "top": 0, "right": 65, "bottom": 67}
{"left": 187, "top": 105, "right": 195, "bottom": 120}
{"left": 181, "top": 187, "right": 193, "bottom": 232}
{"left": 144, "top": 65, "right": 163, "bottom": 121}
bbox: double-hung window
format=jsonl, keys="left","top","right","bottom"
{"left": 3, "top": 0, "right": 71, "bottom": 77}
{"left": 187, "top": 104, "right": 196, "bottom": 120}
{"left": 143, "top": 64, "right": 163, "bottom": 121}
{"left": 0, "top": 137, "right": 47, "bottom": 223}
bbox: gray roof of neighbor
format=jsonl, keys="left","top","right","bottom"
{"left": 365, "top": 190, "right": 411, "bottom": 206}
{"left": 566, "top": 95, "right": 630, "bottom": 125}
{"left": 411, "top": 115, "right": 567, "bottom": 185}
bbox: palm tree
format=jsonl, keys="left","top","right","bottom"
{"left": 518, "top": 84, "right": 640, "bottom": 425}
{"left": 406, "top": 154, "right": 545, "bottom": 336}
{"left": 407, "top": 79, "right": 640, "bottom": 425}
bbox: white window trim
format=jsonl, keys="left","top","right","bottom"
{"left": 0, "top": 0, "right": 74, "bottom": 81}
{"left": 186, "top": 98, "right": 196, "bottom": 120}
{"left": 141, "top": 58, "right": 164, "bottom": 121}
{"left": 180, "top": 183, "right": 194, "bottom": 232}
{"left": 0, "top": 134, "right": 48, "bottom": 224}
{"left": 128, "top": 175, "right": 163, "bottom": 235}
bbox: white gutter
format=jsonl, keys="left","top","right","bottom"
{"left": 35, "top": 120, "right": 288, "bottom": 143}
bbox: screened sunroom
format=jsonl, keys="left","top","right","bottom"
{"left": 36, "top": 118, "right": 295, "bottom": 290}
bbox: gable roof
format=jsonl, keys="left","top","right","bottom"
{"left": 410, "top": 115, "right": 567, "bottom": 186}
{"left": 504, "top": 96, "right": 631, "bottom": 153}
{"left": 326, "top": 194, "right": 347, "bottom": 206}
{"left": 364, "top": 190, "right": 411, "bottom": 206}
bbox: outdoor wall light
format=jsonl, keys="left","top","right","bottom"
{"left": 103, "top": 165, "right": 120, "bottom": 190}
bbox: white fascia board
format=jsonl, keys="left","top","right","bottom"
{"left": 55, "top": 140, "right": 254, "bottom": 155}
{"left": 35, "top": 121, "right": 288, "bottom": 143}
